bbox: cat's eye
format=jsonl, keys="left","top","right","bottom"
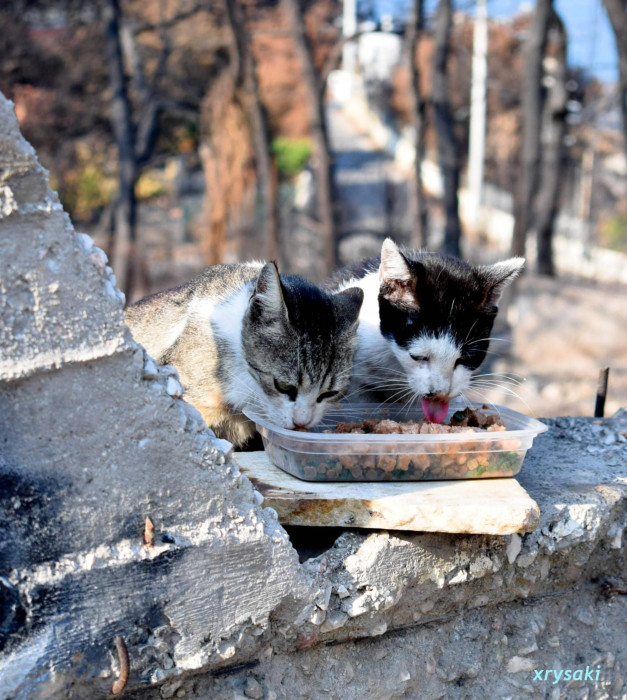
{"left": 274, "top": 378, "right": 297, "bottom": 401}
{"left": 317, "top": 390, "right": 339, "bottom": 403}
{"left": 410, "top": 354, "right": 429, "bottom": 363}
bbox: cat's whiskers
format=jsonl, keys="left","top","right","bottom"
{"left": 466, "top": 383, "right": 533, "bottom": 415}
{"left": 472, "top": 371, "right": 526, "bottom": 384}
{"left": 349, "top": 361, "right": 408, "bottom": 377}
{"left": 463, "top": 388, "right": 504, "bottom": 420}
{"left": 470, "top": 379, "right": 525, "bottom": 393}
{"left": 463, "top": 318, "right": 479, "bottom": 345}
{"left": 466, "top": 337, "right": 511, "bottom": 347}
{"left": 405, "top": 388, "right": 423, "bottom": 414}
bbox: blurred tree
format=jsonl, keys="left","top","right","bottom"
{"left": 281, "top": 0, "right": 336, "bottom": 272}
{"left": 432, "top": 0, "right": 462, "bottom": 258}
{"left": 103, "top": 0, "right": 143, "bottom": 300}
{"left": 223, "top": 0, "right": 279, "bottom": 262}
{"left": 200, "top": 49, "right": 248, "bottom": 266}
{"left": 404, "top": 0, "right": 428, "bottom": 249}
{"left": 602, "top": 0, "right": 627, "bottom": 164}
{"left": 104, "top": 0, "right": 208, "bottom": 299}
{"left": 511, "top": 0, "right": 553, "bottom": 259}
{"left": 535, "top": 8, "right": 568, "bottom": 276}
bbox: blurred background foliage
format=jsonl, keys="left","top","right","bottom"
{"left": 272, "top": 137, "right": 314, "bottom": 176}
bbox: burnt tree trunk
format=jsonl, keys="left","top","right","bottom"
{"left": 200, "top": 66, "right": 239, "bottom": 267}
{"left": 535, "top": 9, "right": 568, "bottom": 277}
{"left": 104, "top": 0, "right": 139, "bottom": 300}
{"left": 405, "top": 0, "right": 428, "bottom": 249}
{"left": 511, "top": 0, "right": 553, "bottom": 258}
{"left": 282, "top": 0, "right": 336, "bottom": 273}
{"left": 603, "top": 0, "right": 627, "bottom": 164}
{"left": 224, "top": 0, "right": 279, "bottom": 263}
{"left": 432, "top": 0, "right": 462, "bottom": 258}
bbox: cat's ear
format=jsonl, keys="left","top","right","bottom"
{"left": 380, "top": 238, "right": 411, "bottom": 283}
{"left": 379, "top": 238, "right": 418, "bottom": 308}
{"left": 334, "top": 287, "right": 364, "bottom": 332}
{"left": 250, "top": 262, "right": 288, "bottom": 323}
{"left": 477, "top": 258, "right": 525, "bottom": 307}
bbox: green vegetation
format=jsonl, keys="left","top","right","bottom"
{"left": 600, "top": 212, "right": 627, "bottom": 252}
{"left": 271, "top": 137, "right": 313, "bottom": 177}
{"left": 135, "top": 171, "right": 168, "bottom": 201}
{"left": 60, "top": 163, "right": 116, "bottom": 222}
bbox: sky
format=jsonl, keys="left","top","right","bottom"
{"left": 367, "top": 0, "right": 619, "bottom": 84}
{"left": 491, "top": 0, "right": 618, "bottom": 84}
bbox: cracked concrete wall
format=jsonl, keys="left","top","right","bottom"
{"left": 0, "top": 92, "right": 305, "bottom": 698}
{"left": 138, "top": 587, "right": 627, "bottom": 699}
{"left": 1, "top": 90, "right": 625, "bottom": 700}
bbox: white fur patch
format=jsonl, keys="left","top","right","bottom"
{"left": 450, "top": 365, "right": 473, "bottom": 399}
{"left": 210, "top": 285, "right": 251, "bottom": 350}
{"left": 338, "top": 271, "right": 391, "bottom": 388}
{"left": 340, "top": 272, "right": 379, "bottom": 330}
{"left": 408, "top": 334, "right": 460, "bottom": 372}
{"left": 391, "top": 333, "right": 461, "bottom": 398}
{"left": 188, "top": 296, "right": 216, "bottom": 322}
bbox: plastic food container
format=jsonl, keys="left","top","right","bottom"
{"left": 244, "top": 402, "right": 547, "bottom": 482}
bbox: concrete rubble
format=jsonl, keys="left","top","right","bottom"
{"left": 0, "top": 92, "right": 625, "bottom": 699}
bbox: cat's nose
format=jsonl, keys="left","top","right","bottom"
{"left": 293, "top": 420, "right": 310, "bottom": 429}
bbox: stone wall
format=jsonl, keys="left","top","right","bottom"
{"left": 0, "top": 92, "right": 625, "bottom": 699}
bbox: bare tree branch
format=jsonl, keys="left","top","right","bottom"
{"left": 432, "top": 0, "right": 462, "bottom": 258}
{"left": 224, "top": 0, "right": 279, "bottom": 261}
{"left": 511, "top": 0, "right": 553, "bottom": 258}
{"left": 404, "top": 0, "right": 428, "bottom": 248}
{"left": 535, "top": 7, "right": 568, "bottom": 276}
{"left": 282, "top": 0, "right": 336, "bottom": 272}
{"left": 132, "top": 4, "right": 206, "bottom": 36}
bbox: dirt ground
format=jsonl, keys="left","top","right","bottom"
{"left": 480, "top": 273, "right": 627, "bottom": 419}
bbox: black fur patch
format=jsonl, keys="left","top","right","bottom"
{"left": 379, "top": 252, "right": 499, "bottom": 369}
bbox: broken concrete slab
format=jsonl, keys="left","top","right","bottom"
{"left": 0, "top": 121, "right": 130, "bottom": 381}
{"left": 134, "top": 584, "right": 627, "bottom": 699}
{"left": 235, "top": 451, "right": 540, "bottom": 534}
{"left": 0, "top": 92, "right": 305, "bottom": 698}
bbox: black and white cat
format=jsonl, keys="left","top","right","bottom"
{"left": 334, "top": 239, "right": 524, "bottom": 422}
{"left": 126, "top": 262, "right": 364, "bottom": 446}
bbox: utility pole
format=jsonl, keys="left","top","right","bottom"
{"left": 343, "top": 0, "right": 357, "bottom": 73}
{"left": 467, "top": 0, "right": 488, "bottom": 231}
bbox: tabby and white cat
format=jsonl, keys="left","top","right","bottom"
{"left": 334, "top": 239, "right": 524, "bottom": 421}
{"left": 125, "top": 262, "right": 363, "bottom": 447}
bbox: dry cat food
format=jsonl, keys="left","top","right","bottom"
{"left": 273, "top": 407, "right": 519, "bottom": 481}
{"left": 333, "top": 407, "right": 506, "bottom": 435}
{"left": 245, "top": 402, "right": 548, "bottom": 482}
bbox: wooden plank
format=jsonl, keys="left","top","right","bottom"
{"left": 233, "top": 452, "right": 540, "bottom": 535}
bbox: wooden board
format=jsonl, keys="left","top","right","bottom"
{"left": 233, "top": 452, "right": 540, "bottom": 535}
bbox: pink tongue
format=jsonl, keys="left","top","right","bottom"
{"left": 422, "top": 398, "right": 450, "bottom": 424}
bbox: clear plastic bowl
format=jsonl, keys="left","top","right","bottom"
{"left": 244, "top": 402, "right": 548, "bottom": 482}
